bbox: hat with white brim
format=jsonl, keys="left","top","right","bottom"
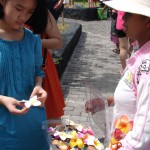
{"left": 104, "top": 0, "right": 150, "bottom": 17}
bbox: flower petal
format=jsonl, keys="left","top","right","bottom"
{"left": 52, "top": 139, "right": 60, "bottom": 145}
{"left": 112, "top": 129, "right": 123, "bottom": 140}
{"left": 78, "top": 132, "right": 85, "bottom": 139}
{"left": 77, "top": 139, "right": 84, "bottom": 149}
{"left": 59, "top": 141, "right": 69, "bottom": 150}
{"left": 110, "top": 137, "right": 118, "bottom": 145}
{"left": 120, "top": 115, "right": 129, "bottom": 124}
{"left": 32, "top": 100, "right": 41, "bottom": 106}
{"left": 70, "top": 139, "right": 77, "bottom": 148}
{"left": 95, "top": 142, "right": 104, "bottom": 150}
{"left": 60, "top": 132, "right": 67, "bottom": 141}
{"left": 54, "top": 132, "right": 60, "bottom": 139}
{"left": 87, "top": 129, "right": 94, "bottom": 135}
{"left": 128, "top": 121, "right": 133, "bottom": 131}
{"left": 121, "top": 122, "right": 133, "bottom": 134}
{"left": 114, "top": 115, "right": 128, "bottom": 128}
{"left": 75, "top": 124, "right": 83, "bottom": 132}
{"left": 24, "top": 101, "right": 32, "bottom": 108}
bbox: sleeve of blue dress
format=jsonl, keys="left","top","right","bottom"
{"left": 34, "top": 34, "right": 45, "bottom": 78}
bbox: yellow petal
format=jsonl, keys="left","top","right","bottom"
{"left": 70, "top": 131, "right": 77, "bottom": 139}
{"left": 114, "top": 115, "right": 128, "bottom": 129}
{"left": 121, "top": 122, "right": 133, "bottom": 134}
{"left": 70, "top": 139, "right": 77, "bottom": 148}
{"left": 77, "top": 139, "right": 84, "bottom": 149}
{"left": 110, "top": 137, "right": 118, "bottom": 145}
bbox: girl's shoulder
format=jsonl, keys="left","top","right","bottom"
{"left": 24, "top": 28, "right": 40, "bottom": 40}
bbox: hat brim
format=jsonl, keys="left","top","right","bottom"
{"left": 104, "top": 0, "right": 150, "bottom": 17}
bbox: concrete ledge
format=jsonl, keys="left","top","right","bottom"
{"left": 56, "top": 22, "right": 82, "bottom": 78}
{"left": 63, "top": 7, "right": 98, "bottom": 21}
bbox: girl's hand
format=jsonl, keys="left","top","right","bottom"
{"left": 1, "top": 97, "right": 29, "bottom": 115}
{"left": 30, "top": 86, "right": 47, "bottom": 106}
{"left": 85, "top": 98, "right": 105, "bottom": 115}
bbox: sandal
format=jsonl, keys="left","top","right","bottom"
{"left": 112, "top": 48, "right": 120, "bottom": 54}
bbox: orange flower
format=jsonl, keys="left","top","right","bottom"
{"left": 114, "top": 115, "right": 133, "bottom": 134}
{"left": 109, "top": 115, "right": 133, "bottom": 150}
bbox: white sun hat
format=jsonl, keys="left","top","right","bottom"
{"left": 104, "top": 0, "right": 150, "bottom": 17}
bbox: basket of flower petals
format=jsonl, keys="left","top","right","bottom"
{"left": 42, "top": 119, "right": 105, "bottom": 150}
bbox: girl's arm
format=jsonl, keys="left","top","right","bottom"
{"left": 31, "top": 35, "right": 47, "bottom": 105}
{"left": 34, "top": 76, "right": 43, "bottom": 87}
{"left": 42, "top": 11, "right": 63, "bottom": 49}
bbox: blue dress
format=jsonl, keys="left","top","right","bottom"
{"left": 0, "top": 28, "right": 49, "bottom": 150}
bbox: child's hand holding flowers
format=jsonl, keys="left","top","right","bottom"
{"left": 30, "top": 85, "right": 47, "bottom": 107}
{"left": 0, "top": 96, "right": 29, "bottom": 115}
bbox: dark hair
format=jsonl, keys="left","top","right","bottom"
{"left": 26, "top": 0, "right": 48, "bottom": 34}
{"left": 0, "top": 3, "right": 4, "bottom": 19}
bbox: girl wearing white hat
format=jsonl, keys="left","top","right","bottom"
{"left": 86, "top": 0, "right": 150, "bottom": 149}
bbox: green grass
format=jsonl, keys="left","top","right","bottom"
{"left": 64, "top": 0, "right": 100, "bottom": 8}
{"left": 75, "top": 1, "right": 100, "bottom": 7}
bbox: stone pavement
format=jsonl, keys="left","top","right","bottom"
{"left": 59, "top": 18, "right": 121, "bottom": 140}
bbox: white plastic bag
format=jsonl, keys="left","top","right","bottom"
{"left": 84, "top": 82, "right": 112, "bottom": 147}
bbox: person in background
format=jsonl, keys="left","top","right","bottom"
{"left": 85, "top": 0, "right": 150, "bottom": 149}
{"left": 110, "top": 9, "right": 120, "bottom": 54}
{"left": 116, "top": 10, "right": 129, "bottom": 73}
{"left": 26, "top": 10, "right": 65, "bottom": 120}
{"left": 0, "top": 0, "right": 49, "bottom": 149}
{"left": 47, "top": 0, "right": 64, "bottom": 64}
{"left": 47, "top": 0, "right": 64, "bottom": 65}
{"left": 47, "top": 0, "right": 64, "bottom": 21}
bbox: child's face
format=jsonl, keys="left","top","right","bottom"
{"left": 1, "top": 0, "right": 37, "bottom": 30}
{"left": 123, "top": 13, "right": 150, "bottom": 44}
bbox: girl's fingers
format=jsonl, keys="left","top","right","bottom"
{"left": 20, "top": 107, "right": 29, "bottom": 114}
{"left": 10, "top": 107, "right": 29, "bottom": 115}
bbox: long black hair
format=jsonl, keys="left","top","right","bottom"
{"left": 0, "top": 2, "right": 4, "bottom": 19}
{"left": 26, "top": 0, "right": 48, "bottom": 34}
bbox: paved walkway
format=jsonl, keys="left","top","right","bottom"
{"left": 60, "top": 18, "right": 121, "bottom": 140}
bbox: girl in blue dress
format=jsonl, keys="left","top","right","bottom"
{"left": 0, "top": 0, "right": 49, "bottom": 149}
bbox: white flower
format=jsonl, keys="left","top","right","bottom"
{"left": 21, "top": 95, "right": 41, "bottom": 108}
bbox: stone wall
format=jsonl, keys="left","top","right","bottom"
{"left": 63, "top": 7, "right": 98, "bottom": 21}
{"left": 55, "top": 22, "right": 82, "bottom": 78}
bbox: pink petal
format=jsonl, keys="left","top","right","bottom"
{"left": 78, "top": 132, "right": 85, "bottom": 138}
{"left": 87, "top": 129, "right": 94, "bottom": 135}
